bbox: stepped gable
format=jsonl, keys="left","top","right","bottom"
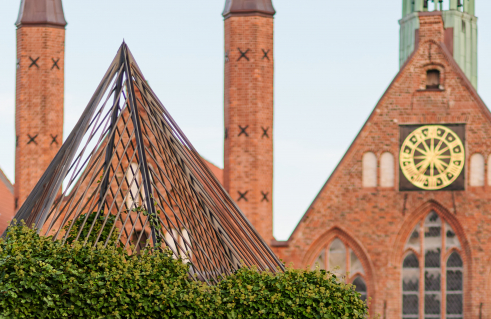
{"left": 273, "top": 11, "right": 491, "bottom": 316}
{"left": 0, "top": 168, "right": 14, "bottom": 234}
{"left": 6, "top": 43, "right": 283, "bottom": 284}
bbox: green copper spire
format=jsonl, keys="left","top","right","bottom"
{"left": 400, "top": 0, "right": 477, "bottom": 89}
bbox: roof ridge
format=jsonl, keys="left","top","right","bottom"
{"left": 0, "top": 168, "right": 14, "bottom": 194}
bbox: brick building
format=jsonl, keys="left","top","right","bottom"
{"left": 271, "top": 2, "right": 490, "bottom": 319}
{"left": 1, "top": 0, "right": 490, "bottom": 318}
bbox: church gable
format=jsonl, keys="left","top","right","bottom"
{"left": 289, "top": 12, "right": 491, "bottom": 236}
{"left": 276, "top": 6, "right": 491, "bottom": 275}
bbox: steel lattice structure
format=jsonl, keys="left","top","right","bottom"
{"left": 6, "top": 43, "right": 284, "bottom": 284}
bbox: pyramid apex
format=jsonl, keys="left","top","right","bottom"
{"left": 16, "top": 0, "right": 67, "bottom": 28}
{"left": 223, "top": 0, "right": 275, "bottom": 18}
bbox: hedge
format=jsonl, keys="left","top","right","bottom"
{"left": 0, "top": 225, "right": 368, "bottom": 318}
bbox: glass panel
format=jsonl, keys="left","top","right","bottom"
{"left": 311, "top": 249, "right": 325, "bottom": 270}
{"left": 445, "top": 222, "right": 461, "bottom": 251}
{"left": 405, "top": 224, "right": 421, "bottom": 253}
{"left": 403, "top": 295, "right": 419, "bottom": 315}
{"left": 446, "top": 294, "right": 463, "bottom": 315}
{"left": 350, "top": 249, "right": 364, "bottom": 275}
{"left": 424, "top": 269, "right": 441, "bottom": 291}
{"left": 329, "top": 238, "right": 346, "bottom": 277}
{"left": 352, "top": 277, "right": 367, "bottom": 302}
{"left": 424, "top": 294, "right": 441, "bottom": 315}
{"left": 424, "top": 212, "right": 442, "bottom": 268}
{"left": 447, "top": 270, "right": 463, "bottom": 291}
{"left": 447, "top": 251, "right": 463, "bottom": 316}
{"left": 403, "top": 254, "right": 419, "bottom": 268}
{"left": 403, "top": 253, "right": 419, "bottom": 317}
{"left": 403, "top": 254, "right": 419, "bottom": 292}
{"left": 447, "top": 251, "right": 463, "bottom": 268}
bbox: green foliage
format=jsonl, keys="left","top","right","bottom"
{"left": 219, "top": 267, "right": 368, "bottom": 319}
{"left": 64, "top": 211, "right": 118, "bottom": 245}
{"left": 0, "top": 225, "right": 368, "bottom": 318}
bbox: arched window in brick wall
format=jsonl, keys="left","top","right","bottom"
{"left": 401, "top": 211, "right": 463, "bottom": 319}
{"left": 311, "top": 238, "right": 367, "bottom": 301}
{"left": 470, "top": 153, "right": 484, "bottom": 186}
{"left": 164, "top": 228, "right": 192, "bottom": 263}
{"left": 125, "top": 163, "right": 142, "bottom": 209}
{"left": 380, "top": 152, "right": 395, "bottom": 187}
{"left": 125, "top": 162, "right": 154, "bottom": 209}
{"left": 363, "top": 152, "right": 377, "bottom": 187}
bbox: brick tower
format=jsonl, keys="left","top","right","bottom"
{"left": 15, "top": 0, "right": 66, "bottom": 209}
{"left": 223, "top": 0, "right": 275, "bottom": 242}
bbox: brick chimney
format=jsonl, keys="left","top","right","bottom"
{"left": 15, "top": 0, "right": 67, "bottom": 209}
{"left": 223, "top": 0, "right": 275, "bottom": 242}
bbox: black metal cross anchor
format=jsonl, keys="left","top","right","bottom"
{"left": 50, "top": 134, "right": 59, "bottom": 145}
{"left": 51, "top": 58, "right": 60, "bottom": 70}
{"left": 27, "top": 134, "right": 38, "bottom": 145}
{"left": 29, "top": 57, "right": 40, "bottom": 69}
{"left": 225, "top": 128, "right": 228, "bottom": 139}
{"left": 261, "top": 191, "right": 269, "bottom": 202}
{"left": 238, "top": 125, "right": 249, "bottom": 137}
{"left": 262, "top": 49, "right": 270, "bottom": 61}
{"left": 261, "top": 127, "right": 269, "bottom": 138}
{"left": 237, "top": 191, "right": 249, "bottom": 202}
{"left": 237, "top": 48, "right": 250, "bottom": 61}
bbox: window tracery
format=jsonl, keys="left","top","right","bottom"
{"left": 402, "top": 211, "right": 464, "bottom": 319}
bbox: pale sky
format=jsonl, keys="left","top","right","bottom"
{"left": 0, "top": 1, "right": 490, "bottom": 240}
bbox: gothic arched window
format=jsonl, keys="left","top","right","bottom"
{"left": 363, "top": 152, "right": 377, "bottom": 187}
{"left": 311, "top": 237, "right": 367, "bottom": 301}
{"left": 401, "top": 211, "right": 464, "bottom": 319}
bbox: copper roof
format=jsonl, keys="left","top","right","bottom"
{"left": 16, "top": 0, "right": 67, "bottom": 27}
{"left": 223, "top": 0, "right": 275, "bottom": 18}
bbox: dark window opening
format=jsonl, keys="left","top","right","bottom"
{"left": 133, "top": 230, "right": 149, "bottom": 254}
{"left": 426, "top": 70, "right": 441, "bottom": 89}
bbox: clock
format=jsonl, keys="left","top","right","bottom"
{"left": 399, "top": 125, "right": 465, "bottom": 191}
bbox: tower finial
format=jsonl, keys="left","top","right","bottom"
{"left": 16, "top": 0, "right": 67, "bottom": 28}
{"left": 223, "top": 0, "right": 275, "bottom": 18}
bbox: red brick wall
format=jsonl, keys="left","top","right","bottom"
{"left": 0, "top": 169, "right": 14, "bottom": 234}
{"left": 224, "top": 15, "right": 274, "bottom": 242}
{"left": 15, "top": 25, "right": 65, "bottom": 209}
{"left": 275, "top": 13, "right": 491, "bottom": 318}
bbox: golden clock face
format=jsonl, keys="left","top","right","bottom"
{"left": 400, "top": 125, "right": 465, "bottom": 190}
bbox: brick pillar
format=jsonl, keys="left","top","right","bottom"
{"left": 15, "top": 0, "right": 67, "bottom": 209}
{"left": 223, "top": 1, "right": 275, "bottom": 242}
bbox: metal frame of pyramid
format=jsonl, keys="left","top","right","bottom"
{"left": 7, "top": 43, "right": 284, "bottom": 283}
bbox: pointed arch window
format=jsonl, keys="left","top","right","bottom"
{"left": 311, "top": 237, "right": 367, "bottom": 301}
{"left": 401, "top": 211, "right": 464, "bottom": 319}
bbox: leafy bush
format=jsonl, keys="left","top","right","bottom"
{"left": 0, "top": 225, "right": 368, "bottom": 318}
{"left": 63, "top": 211, "right": 118, "bottom": 245}
{"left": 219, "top": 267, "right": 367, "bottom": 318}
